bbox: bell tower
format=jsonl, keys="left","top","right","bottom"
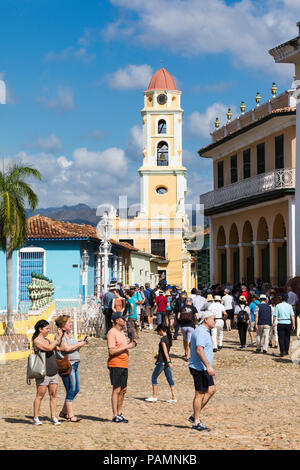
{"left": 139, "top": 68, "right": 187, "bottom": 218}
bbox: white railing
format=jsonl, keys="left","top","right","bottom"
{"left": 200, "top": 168, "right": 295, "bottom": 210}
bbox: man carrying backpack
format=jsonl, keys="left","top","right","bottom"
{"left": 234, "top": 295, "right": 251, "bottom": 350}
{"left": 144, "top": 282, "right": 156, "bottom": 330}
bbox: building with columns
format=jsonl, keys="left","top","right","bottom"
{"left": 199, "top": 88, "right": 296, "bottom": 287}
{"left": 110, "top": 67, "right": 193, "bottom": 290}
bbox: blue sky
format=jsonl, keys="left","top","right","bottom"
{"left": 1, "top": 0, "right": 299, "bottom": 210}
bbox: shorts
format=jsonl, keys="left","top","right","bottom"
{"left": 248, "top": 321, "right": 255, "bottom": 332}
{"left": 181, "top": 326, "right": 194, "bottom": 342}
{"left": 189, "top": 367, "right": 214, "bottom": 392}
{"left": 109, "top": 367, "right": 128, "bottom": 388}
{"left": 167, "top": 311, "right": 175, "bottom": 320}
{"left": 35, "top": 374, "right": 59, "bottom": 387}
{"left": 127, "top": 318, "right": 137, "bottom": 340}
{"left": 145, "top": 305, "right": 154, "bottom": 318}
{"left": 226, "top": 309, "right": 234, "bottom": 320}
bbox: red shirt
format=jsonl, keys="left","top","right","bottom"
{"left": 155, "top": 295, "right": 168, "bottom": 312}
{"left": 242, "top": 290, "right": 252, "bottom": 306}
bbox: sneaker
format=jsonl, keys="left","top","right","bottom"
{"left": 145, "top": 396, "right": 158, "bottom": 402}
{"left": 274, "top": 345, "right": 278, "bottom": 349}
{"left": 192, "top": 422, "right": 210, "bottom": 432}
{"left": 33, "top": 417, "right": 42, "bottom": 426}
{"left": 250, "top": 341, "right": 256, "bottom": 346}
{"left": 213, "top": 348, "right": 218, "bottom": 352}
{"left": 149, "top": 325, "right": 153, "bottom": 330}
{"left": 263, "top": 350, "right": 267, "bottom": 354}
{"left": 51, "top": 417, "right": 61, "bottom": 426}
{"left": 119, "top": 413, "right": 128, "bottom": 423}
{"left": 240, "top": 346, "right": 246, "bottom": 350}
{"left": 217, "top": 346, "right": 222, "bottom": 350}
{"left": 112, "top": 415, "right": 123, "bottom": 423}
{"left": 256, "top": 349, "right": 261, "bottom": 353}
{"left": 167, "top": 399, "right": 177, "bottom": 403}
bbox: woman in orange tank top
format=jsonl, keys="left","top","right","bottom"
{"left": 112, "top": 289, "right": 125, "bottom": 313}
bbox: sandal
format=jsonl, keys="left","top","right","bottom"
{"left": 59, "top": 411, "right": 68, "bottom": 419}
{"left": 66, "top": 416, "right": 81, "bottom": 422}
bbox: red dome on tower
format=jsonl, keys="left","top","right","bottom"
{"left": 146, "top": 68, "right": 177, "bottom": 91}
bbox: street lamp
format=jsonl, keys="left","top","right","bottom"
{"left": 97, "top": 213, "right": 112, "bottom": 294}
{"left": 82, "top": 249, "right": 90, "bottom": 304}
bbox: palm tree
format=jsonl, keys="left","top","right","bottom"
{"left": 0, "top": 162, "right": 42, "bottom": 334}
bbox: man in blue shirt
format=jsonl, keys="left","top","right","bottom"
{"left": 144, "top": 282, "right": 155, "bottom": 330}
{"left": 188, "top": 311, "right": 216, "bottom": 432}
{"left": 273, "top": 293, "right": 295, "bottom": 357}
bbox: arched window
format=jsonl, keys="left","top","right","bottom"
{"left": 158, "top": 119, "right": 167, "bottom": 134}
{"left": 157, "top": 141, "right": 168, "bottom": 166}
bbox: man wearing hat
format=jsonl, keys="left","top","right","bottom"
{"left": 254, "top": 294, "right": 272, "bottom": 354}
{"left": 102, "top": 284, "right": 116, "bottom": 337}
{"left": 188, "top": 311, "right": 216, "bottom": 432}
{"left": 106, "top": 312, "right": 137, "bottom": 423}
{"left": 209, "top": 296, "right": 226, "bottom": 352}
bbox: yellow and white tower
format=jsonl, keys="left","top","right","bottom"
{"left": 110, "top": 68, "right": 190, "bottom": 289}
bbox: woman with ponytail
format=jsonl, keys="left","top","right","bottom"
{"left": 145, "top": 324, "right": 177, "bottom": 403}
{"left": 32, "top": 320, "right": 64, "bottom": 425}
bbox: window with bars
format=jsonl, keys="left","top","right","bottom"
{"left": 243, "top": 148, "right": 251, "bottom": 179}
{"left": 151, "top": 239, "right": 166, "bottom": 258}
{"left": 217, "top": 161, "right": 224, "bottom": 188}
{"left": 19, "top": 250, "right": 45, "bottom": 302}
{"left": 230, "top": 154, "right": 238, "bottom": 183}
{"left": 275, "top": 134, "right": 284, "bottom": 169}
{"left": 257, "top": 142, "right": 265, "bottom": 174}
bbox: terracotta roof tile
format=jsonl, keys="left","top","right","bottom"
{"left": 27, "top": 215, "right": 137, "bottom": 251}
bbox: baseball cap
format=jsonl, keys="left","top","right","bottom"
{"left": 200, "top": 311, "right": 216, "bottom": 323}
{"left": 260, "top": 294, "right": 267, "bottom": 300}
{"left": 112, "top": 312, "right": 128, "bottom": 321}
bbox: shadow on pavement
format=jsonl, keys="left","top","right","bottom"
{"left": 272, "top": 358, "right": 291, "bottom": 364}
{"left": 154, "top": 423, "right": 192, "bottom": 430}
{"left": 77, "top": 415, "right": 111, "bottom": 422}
{"left": 5, "top": 417, "right": 33, "bottom": 425}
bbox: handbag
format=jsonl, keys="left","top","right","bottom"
{"left": 56, "top": 354, "right": 72, "bottom": 376}
{"left": 27, "top": 347, "right": 46, "bottom": 385}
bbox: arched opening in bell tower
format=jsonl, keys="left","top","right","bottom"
{"left": 157, "top": 141, "right": 168, "bottom": 166}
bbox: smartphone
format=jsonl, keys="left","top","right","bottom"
{"left": 84, "top": 335, "right": 89, "bottom": 341}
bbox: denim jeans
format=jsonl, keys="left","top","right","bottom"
{"left": 61, "top": 362, "right": 80, "bottom": 402}
{"left": 156, "top": 312, "right": 166, "bottom": 326}
{"left": 151, "top": 362, "right": 174, "bottom": 387}
{"left": 173, "top": 316, "right": 180, "bottom": 339}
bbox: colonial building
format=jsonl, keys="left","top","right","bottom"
{"left": 110, "top": 68, "right": 192, "bottom": 290}
{"left": 199, "top": 90, "right": 296, "bottom": 287}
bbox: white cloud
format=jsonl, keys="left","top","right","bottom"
{"left": 27, "top": 134, "right": 63, "bottom": 152}
{"left": 126, "top": 125, "right": 143, "bottom": 160}
{"left": 107, "top": 64, "right": 153, "bottom": 90}
{"left": 37, "top": 86, "right": 75, "bottom": 111}
{"left": 73, "top": 147, "right": 128, "bottom": 173}
{"left": 187, "top": 103, "right": 237, "bottom": 138}
{"left": 105, "top": 0, "right": 299, "bottom": 78}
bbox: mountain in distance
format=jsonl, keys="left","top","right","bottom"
{"left": 26, "top": 203, "right": 100, "bottom": 226}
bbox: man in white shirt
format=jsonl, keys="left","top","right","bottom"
{"left": 222, "top": 288, "right": 234, "bottom": 331}
{"left": 193, "top": 290, "right": 206, "bottom": 319}
{"left": 208, "top": 296, "right": 226, "bottom": 352}
{"left": 287, "top": 286, "right": 298, "bottom": 314}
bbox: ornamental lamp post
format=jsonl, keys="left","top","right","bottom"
{"left": 82, "top": 249, "right": 90, "bottom": 304}
{"left": 97, "top": 213, "right": 112, "bottom": 294}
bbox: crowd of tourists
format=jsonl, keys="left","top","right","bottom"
{"left": 29, "top": 279, "right": 300, "bottom": 432}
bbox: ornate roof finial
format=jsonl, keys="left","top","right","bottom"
{"left": 226, "top": 108, "right": 232, "bottom": 123}
{"left": 214, "top": 117, "right": 220, "bottom": 129}
{"left": 256, "top": 92, "right": 262, "bottom": 107}
{"left": 240, "top": 101, "right": 246, "bottom": 115}
{"left": 271, "top": 82, "right": 277, "bottom": 98}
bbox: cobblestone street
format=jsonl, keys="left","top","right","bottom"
{"left": 0, "top": 328, "right": 300, "bottom": 450}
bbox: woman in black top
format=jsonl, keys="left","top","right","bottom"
{"left": 32, "top": 320, "right": 64, "bottom": 425}
{"left": 145, "top": 324, "right": 177, "bottom": 403}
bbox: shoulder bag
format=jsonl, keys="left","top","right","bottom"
{"left": 27, "top": 346, "right": 46, "bottom": 385}
{"left": 56, "top": 353, "right": 72, "bottom": 376}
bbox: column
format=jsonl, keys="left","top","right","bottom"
{"left": 238, "top": 244, "right": 246, "bottom": 284}
{"left": 225, "top": 245, "right": 233, "bottom": 286}
{"left": 289, "top": 198, "right": 296, "bottom": 278}
{"left": 118, "top": 257, "right": 123, "bottom": 283}
{"left": 269, "top": 240, "right": 280, "bottom": 286}
{"left": 253, "top": 242, "right": 265, "bottom": 282}
{"left": 97, "top": 254, "right": 101, "bottom": 298}
{"left": 209, "top": 217, "right": 214, "bottom": 284}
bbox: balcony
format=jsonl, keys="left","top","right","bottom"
{"left": 200, "top": 168, "right": 295, "bottom": 212}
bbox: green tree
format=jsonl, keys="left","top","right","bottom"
{"left": 0, "top": 162, "right": 42, "bottom": 334}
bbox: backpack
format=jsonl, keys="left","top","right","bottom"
{"left": 180, "top": 308, "right": 194, "bottom": 325}
{"left": 149, "top": 289, "right": 156, "bottom": 307}
{"left": 237, "top": 305, "right": 248, "bottom": 324}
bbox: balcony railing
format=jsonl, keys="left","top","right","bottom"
{"left": 200, "top": 168, "right": 295, "bottom": 210}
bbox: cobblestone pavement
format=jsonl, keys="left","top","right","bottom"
{"left": 0, "top": 328, "right": 300, "bottom": 450}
